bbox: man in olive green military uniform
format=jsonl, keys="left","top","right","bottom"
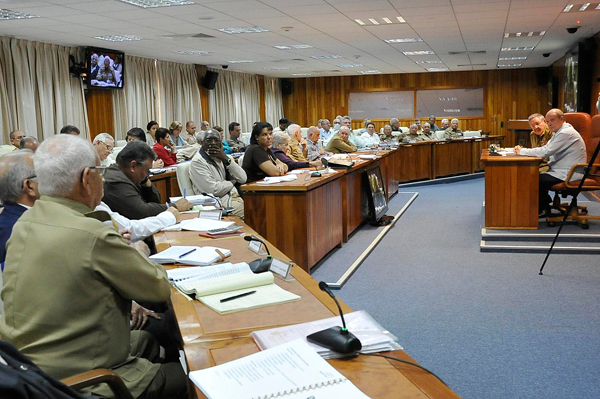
{"left": 0, "top": 135, "right": 186, "bottom": 399}
{"left": 402, "top": 124, "right": 431, "bottom": 143}
{"left": 528, "top": 113, "right": 554, "bottom": 172}
{"left": 325, "top": 126, "right": 358, "bottom": 153}
{"left": 444, "top": 118, "right": 463, "bottom": 139}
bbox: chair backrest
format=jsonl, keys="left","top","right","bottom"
{"left": 564, "top": 112, "right": 592, "bottom": 152}
{"left": 108, "top": 146, "right": 124, "bottom": 162}
{"left": 300, "top": 127, "right": 309, "bottom": 137}
{"left": 435, "top": 130, "right": 445, "bottom": 140}
{"left": 352, "top": 129, "right": 362, "bottom": 137}
{"left": 240, "top": 132, "right": 251, "bottom": 145}
{"left": 116, "top": 139, "right": 127, "bottom": 147}
{"left": 176, "top": 162, "right": 194, "bottom": 195}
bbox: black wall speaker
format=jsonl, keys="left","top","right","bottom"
{"left": 281, "top": 79, "right": 293, "bottom": 95}
{"left": 535, "top": 67, "right": 550, "bottom": 86}
{"left": 202, "top": 71, "right": 219, "bottom": 90}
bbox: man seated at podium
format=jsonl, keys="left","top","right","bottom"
{"left": 528, "top": 113, "right": 554, "bottom": 172}
{"left": 325, "top": 126, "right": 357, "bottom": 154}
{"left": 515, "top": 108, "right": 586, "bottom": 217}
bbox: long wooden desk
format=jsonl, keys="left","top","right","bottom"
{"left": 154, "top": 217, "right": 460, "bottom": 399}
{"left": 481, "top": 150, "right": 541, "bottom": 229}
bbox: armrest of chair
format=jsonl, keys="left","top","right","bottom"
{"left": 565, "top": 163, "right": 600, "bottom": 189}
{"left": 61, "top": 369, "right": 134, "bottom": 399}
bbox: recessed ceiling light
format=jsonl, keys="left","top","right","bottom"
{"left": 359, "top": 70, "right": 381, "bottom": 74}
{"left": 540, "top": 31, "right": 546, "bottom": 36}
{"left": 385, "top": 38, "right": 423, "bottom": 43}
{"left": 427, "top": 68, "right": 449, "bottom": 72}
{"left": 501, "top": 46, "right": 534, "bottom": 51}
{"left": 498, "top": 63, "right": 522, "bottom": 67}
{"left": 119, "top": 0, "right": 194, "bottom": 8}
{"left": 499, "top": 56, "right": 527, "bottom": 61}
{"left": 516, "top": 32, "right": 522, "bottom": 37}
{"left": 227, "top": 60, "right": 256, "bottom": 63}
{"left": 218, "top": 27, "right": 269, "bottom": 34}
{"left": 596, "top": 4, "right": 600, "bottom": 10}
{"left": 355, "top": 16, "right": 405, "bottom": 26}
{"left": 337, "top": 64, "right": 363, "bottom": 68}
{"left": 274, "top": 44, "right": 312, "bottom": 50}
{"left": 403, "top": 50, "right": 435, "bottom": 56}
{"left": 174, "top": 50, "right": 209, "bottom": 55}
{"left": 397, "top": 16, "right": 406, "bottom": 23}
{"left": 563, "top": 4, "right": 573, "bottom": 12}
{"left": 527, "top": 31, "right": 534, "bottom": 37}
{"left": 415, "top": 60, "right": 442, "bottom": 64}
{"left": 382, "top": 17, "right": 392, "bottom": 24}
{"left": 263, "top": 67, "right": 290, "bottom": 70}
{"left": 368, "top": 18, "right": 379, "bottom": 25}
{"left": 292, "top": 73, "right": 312, "bottom": 76}
{"left": 311, "top": 55, "right": 342, "bottom": 59}
{"left": 0, "top": 9, "right": 40, "bottom": 20}
{"left": 355, "top": 19, "right": 366, "bottom": 25}
{"left": 444, "top": 109, "right": 460, "bottom": 113}
{"left": 505, "top": 32, "right": 545, "bottom": 38}
{"left": 95, "top": 35, "right": 142, "bottom": 42}
{"left": 579, "top": 3, "right": 590, "bottom": 11}
{"left": 504, "top": 33, "right": 509, "bottom": 38}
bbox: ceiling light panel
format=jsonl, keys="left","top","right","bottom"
{"left": 403, "top": 51, "right": 435, "bottom": 56}
{"left": 292, "top": 73, "right": 312, "bottom": 76}
{"left": 274, "top": 45, "right": 312, "bottom": 50}
{"left": 218, "top": 27, "right": 269, "bottom": 34}
{"left": 311, "top": 55, "right": 342, "bottom": 59}
{"left": 337, "top": 64, "right": 363, "bottom": 68}
{"left": 174, "top": 50, "right": 209, "bottom": 55}
{"left": 499, "top": 57, "right": 527, "bottom": 61}
{"left": 415, "top": 60, "right": 443, "bottom": 64}
{"left": 504, "top": 32, "right": 545, "bottom": 38}
{"left": 563, "top": 4, "right": 574, "bottom": 12}
{"left": 427, "top": 68, "right": 449, "bottom": 72}
{"left": 497, "top": 63, "right": 522, "bottom": 67}
{"left": 501, "top": 46, "right": 534, "bottom": 51}
{"left": 359, "top": 70, "right": 381, "bottom": 74}
{"left": 0, "top": 9, "right": 40, "bottom": 20}
{"left": 119, "top": 0, "right": 194, "bottom": 8}
{"left": 353, "top": 16, "right": 406, "bottom": 26}
{"left": 95, "top": 35, "right": 142, "bottom": 42}
{"left": 384, "top": 38, "right": 423, "bottom": 43}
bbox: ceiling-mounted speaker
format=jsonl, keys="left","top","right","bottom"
{"left": 202, "top": 71, "right": 219, "bottom": 90}
{"left": 281, "top": 79, "right": 293, "bottom": 95}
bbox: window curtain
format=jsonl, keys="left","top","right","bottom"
{"left": 208, "top": 68, "right": 260, "bottom": 137}
{"left": 0, "top": 37, "right": 89, "bottom": 143}
{"left": 112, "top": 56, "right": 158, "bottom": 140}
{"left": 264, "top": 77, "right": 284, "bottom": 127}
{"left": 156, "top": 60, "right": 202, "bottom": 129}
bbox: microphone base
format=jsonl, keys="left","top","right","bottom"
{"left": 307, "top": 326, "right": 362, "bottom": 354}
{"left": 249, "top": 257, "right": 272, "bottom": 274}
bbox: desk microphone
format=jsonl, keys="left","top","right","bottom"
{"left": 201, "top": 192, "right": 233, "bottom": 216}
{"left": 306, "top": 282, "right": 362, "bottom": 354}
{"left": 243, "top": 235, "right": 272, "bottom": 273}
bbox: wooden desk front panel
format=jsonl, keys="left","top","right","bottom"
{"left": 150, "top": 171, "right": 181, "bottom": 202}
{"left": 243, "top": 179, "right": 343, "bottom": 271}
{"left": 341, "top": 164, "right": 371, "bottom": 242}
{"left": 397, "top": 144, "right": 432, "bottom": 183}
{"left": 472, "top": 137, "right": 503, "bottom": 172}
{"left": 433, "top": 141, "right": 472, "bottom": 178}
{"left": 383, "top": 150, "right": 400, "bottom": 199}
{"left": 484, "top": 158, "right": 539, "bottom": 229}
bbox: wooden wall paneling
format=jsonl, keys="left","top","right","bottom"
{"left": 85, "top": 89, "right": 114, "bottom": 140}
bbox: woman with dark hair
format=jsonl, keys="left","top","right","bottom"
{"left": 146, "top": 121, "right": 158, "bottom": 146}
{"left": 126, "top": 127, "right": 147, "bottom": 143}
{"left": 152, "top": 127, "right": 177, "bottom": 166}
{"left": 242, "top": 121, "right": 288, "bottom": 183}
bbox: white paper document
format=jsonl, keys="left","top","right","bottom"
{"left": 166, "top": 262, "right": 249, "bottom": 282}
{"left": 162, "top": 218, "right": 234, "bottom": 232}
{"left": 169, "top": 194, "right": 215, "bottom": 205}
{"left": 150, "top": 246, "right": 231, "bottom": 266}
{"left": 251, "top": 310, "right": 402, "bottom": 359}
{"left": 189, "top": 339, "right": 371, "bottom": 399}
{"left": 256, "top": 174, "right": 298, "bottom": 185}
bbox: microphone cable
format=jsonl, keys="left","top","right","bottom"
{"left": 357, "top": 352, "right": 448, "bottom": 388}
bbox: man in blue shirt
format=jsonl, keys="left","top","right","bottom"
{"left": 0, "top": 150, "right": 40, "bottom": 266}
{"left": 319, "top": 118, "right": 335, "bottom": 145}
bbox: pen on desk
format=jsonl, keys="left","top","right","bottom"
{"left": 183, "top": 188, "right": 186, "bottom": 199}
{"left": 178, "top": 248, "right": 197, "bottom": 258}
{"left": 220, "top": 290, "right": 256, "bottom": 303}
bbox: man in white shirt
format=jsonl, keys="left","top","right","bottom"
{"left": 319, "top": 119, "right": 335, "bottom": 145}
{"left": 0, "top": 130, "right": 25, "bottom": 153}
{"left": 93, "top": 132, "right": 115, "bottom": 167}
{"left": 515, "top": 108, "right": 587, "bottom": 217}
{"left": 306, "top": 126, "right": 326, "bottom": 161}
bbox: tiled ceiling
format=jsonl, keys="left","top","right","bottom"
{"left": 0, "top": 0, "right": 599, "bottom": 77}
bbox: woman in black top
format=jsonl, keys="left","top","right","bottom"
{"left": 242, "top": 122, "right": 288, "bottom": 183}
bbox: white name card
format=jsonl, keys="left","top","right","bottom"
{"left": 248, "top": 240, "right": 267, "bottom": 255}
{"left": 269, "top": 257, "right": 292, "bottom": 280}
{"left": 199, "top": 210, "right": 222, "bottom": 220}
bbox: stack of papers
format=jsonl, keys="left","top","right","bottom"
{"left": 251, "top": 310, "right": 402, "bottom": 359}
{"left": 169, "top": 194, "right": 216, "bottom": 205}
{"left": 162, "top": 218, "right": 234, "bottom": 232}
{"left": 168, "top": 262, "right": 300, "bottom": 314}
{"left": 358, "top": 154, "right": 378, "bottom": 160}
{"left": 189, "top": 339, "right": 371, "bottom": 399}
{"left": 150, "top": 245, "right": 230, "bottom": 266}
{"left": 256, "top": 174, "right": 298, "bottom": 185}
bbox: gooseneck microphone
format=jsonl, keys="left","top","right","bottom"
{"left": 201, "top": 192, "right": 233, "bottom": 216}
{"left": 307, "top": 282, "right": 362, "bottom": 354}
{"left": 243, "top": 235, "right": 272, "bottom": 273}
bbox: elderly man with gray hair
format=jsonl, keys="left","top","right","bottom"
{"left": 444, "top": 118, "right": 463, "bottom": 139}
{"left": 325, "top": 126, "right": 357, "bottom": 154}
{"left": 0, "top": 135, "right": 187, "bottom": 399}
{"left": 390, "top": 118, "right": 401, "bottom": 132}
{"left": 306, "top": 126, "right": 327, "bottom": 161}
{"left": 93, "top": 132, "right": 115, "bottom": 166}
{"left": 286, "top": 124, "right": 308, "bottom": 162}
{"left": 176, "top": 131, "right": 204, "bottom": 163}
{"left": 19, "top": 136, "right": 39, "bottom": 152}
{"left": 271, "top": 131, "right": 320, "bottom": 171}
{"left": 0, "top": 150, "right": 39, "bottom": 265}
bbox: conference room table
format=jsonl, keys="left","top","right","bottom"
{"left": 153, "top": 215, "right": 461, "bottom": 399}
{"left": 481, "top": 149, "right": 542, "bottom": 229}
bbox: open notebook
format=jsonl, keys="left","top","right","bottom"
{"left": 189, "top": 339, "right": 371, "bottom": 399}
{"left": 149, "top": 246, "right": 230, "bottom": 266}
{"left": 169, "top": 262, "right": 300, "bottom": 314}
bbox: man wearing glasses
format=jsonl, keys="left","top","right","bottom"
{"left": 92, "top": 132, "right": 115, "bottom": 167}
{"left": 0, "top": 149, "right": 39, "bottom": 266}
{"left": 1, "top": 135, "right": 187, "bottom": 398}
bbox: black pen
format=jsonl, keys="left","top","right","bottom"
{"left": 178, "top": 248, "right": 197, "bottom": 258}
{"left": 220, "top": 290, "right": 256, "bottom": 303}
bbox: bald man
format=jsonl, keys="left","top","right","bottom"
{"left": 19, "top": 136, "right": 39, "bottom": 152}
{"left": 515, "top": 108, "right": 586, "bottom": 217}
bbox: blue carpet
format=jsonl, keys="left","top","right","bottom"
{"left": 312, "top": 177, "right": 600, "bottom": 399}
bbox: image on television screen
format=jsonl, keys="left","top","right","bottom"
{"left": 364, "top": 166, "right": 388, "bottom": 222}
{"left": 87, "top": 48, "right": 124, "bottom": 89}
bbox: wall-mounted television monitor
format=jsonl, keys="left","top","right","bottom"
{"left": 86, "top": 47, "right": 124, "bottom": 89}
{"left": 363, "top": 165, "right": 388, "bottom": 223}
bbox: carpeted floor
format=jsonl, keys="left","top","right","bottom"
{"left": 312, "top": 176, "right": 600, "bottom": 399}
